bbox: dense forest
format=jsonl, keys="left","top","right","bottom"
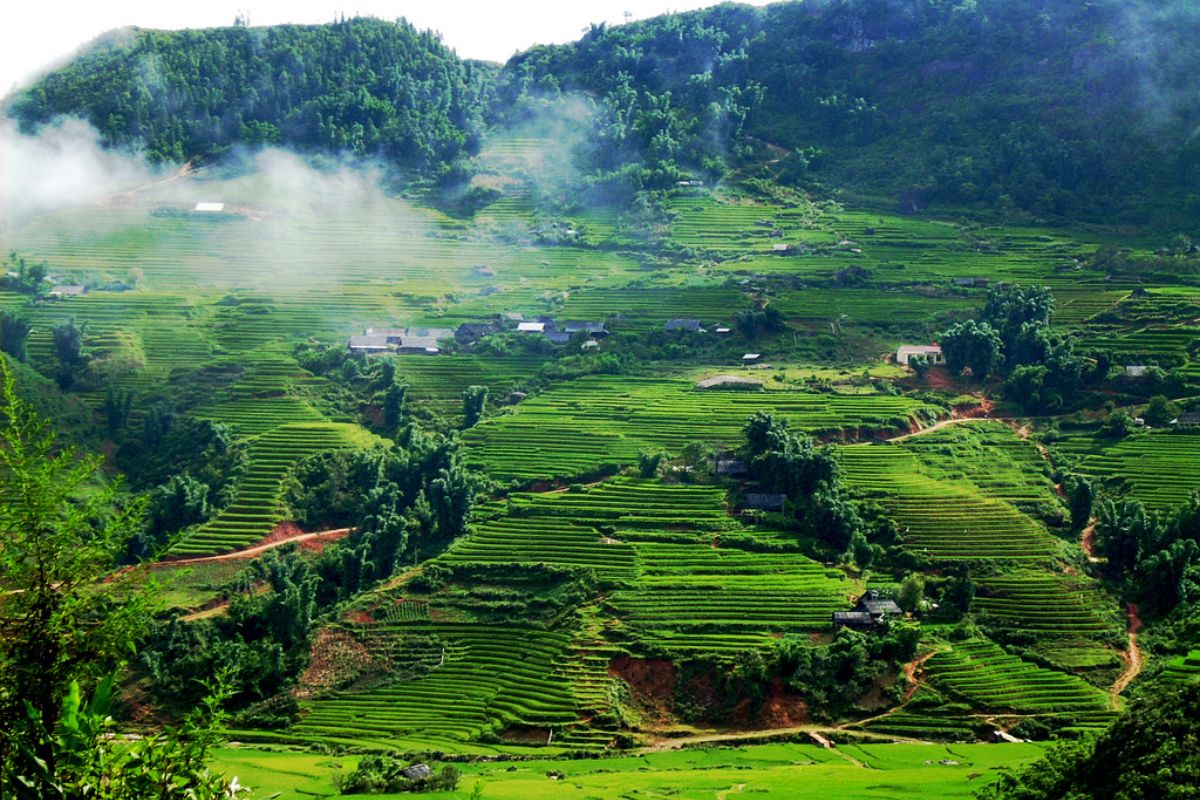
{"left": 9, "top": 0, "right": 1200, "bottom": 221}
{"left": 9, "top": 17, "right": 494, "bottom": 175}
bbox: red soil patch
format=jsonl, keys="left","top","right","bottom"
{"left": 610, "top": 656, "right": 676, "bottom": 722}
{"left": 755, "top": 677, "right": 810, "bottom": 728}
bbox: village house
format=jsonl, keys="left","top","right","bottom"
{"left": 348, "top": 334, "right": 391, "bottom": 353}
{"left": 48, "top": 284, "right": 86, "bottom": 297}
{"left": 832, "top": 590, "right": 903, "bottom": 630}
{"left": 455, "top": 321, "right": 499, "bottom": 343}
{"left": 563, "top": 321, "right": 609, "bottom": 337}
{"left": 896, "top": 344, "right": 945, "bottom": 366}
{"left": 742, "top": 353, "right": 762, "bottom": 365}
{"left": 714, "top": 457, "right": 748, "bottom": 477}
{"left": 581, "top": 339, "right": 601, "bottom": 350}
{"left": 743, "top": 492, "right": 786, "bottom": 512}
{"left": 517, "top": 321, "right": 547, "bottom": 334}
{"left": 1172, "top": 412, "right": 1200, "bottom": 427}
{"left": 1124, "top": 365, "right": 1148, "bottom": 378}
{"left": 664, "top": 318, "right": 703, "bottom": 333}
{"left": 545, "top": 331, "right": 573, "bottom": 345}
{"left": 193, "top": 202, "right": 225, "bottom": 213}
{"left": 772, "top": 243, "right": 795, "bottom": 255}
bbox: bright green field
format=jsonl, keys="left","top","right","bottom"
{"left": 213, "top": 742, "right": 1047, "bottom": 800}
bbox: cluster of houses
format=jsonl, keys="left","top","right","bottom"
{"left": 515, "top": 318, "right": 608, "bottom": 346}
{"left": 347, "top": 317, "right": 611, "bottom": 355}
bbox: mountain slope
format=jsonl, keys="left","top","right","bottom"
{"left": 8, "top": 17, "right": 494, "bottom": 174}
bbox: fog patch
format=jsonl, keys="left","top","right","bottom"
{"left": 0, "top": 116, "right": 161, "bottom": 228}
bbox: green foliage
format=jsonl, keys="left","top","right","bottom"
{"left": 11, "top": 18, "right": 491, "bottom": 174}
{"left": 335, "top": 756, "right": 460, "bottom": 794}
{"left": 978, "top": 681, "right": 1200, "bottom": 800}
{"left": 941, "top": 320, "right": 1003, "bottom": 378}
{"left": 0, "top": 359, "right": 149, "bottom": 779}
{"left": 461, "top": 384, "right": 487, "bottom": 428}
{"left": 3, "top": 671, "right": 247, "bottom": 799}
{"left": 1093, "top": 494, "right": 1200, "bottom": 617}
{"left": 0, "top": 311, "right": 32, "bottom": 362}
{"left": 1142, "top": 395, "right": 1181, "bottom": 427}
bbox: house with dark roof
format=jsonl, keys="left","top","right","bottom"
{"left": 832, "top": 590, "right": 903, "bottom": 629}
{"left": 715, "top": 458, "right": 748, "bottom": 477}
{"left": 743, "top": 493, "right": 786, "bottom": 512}
{"left": 400, "top": 763, "right": 434, "bottom": 781}
{"left": 545, "top": 331, "right": 573, "bottom": 345}
{"left": 563, "top": 321, "right": 608, "bottom": 337}
{"left": 665, "top": 318, "right": 703, "bottom": 333}
{"left": 455, "top": 322, "right": 499, "bottom": 343}
{"left": 1173, "top": 412, "right": 1200, "bottom": 427}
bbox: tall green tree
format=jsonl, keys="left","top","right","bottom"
{"left": 0, "top": 359, "right": 147, "bottom": 782}
{"left": 0, "top": 312, "right": 32, "bottom": 362}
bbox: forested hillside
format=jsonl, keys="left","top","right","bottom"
{"left": 9, "top": 17, "right": 494, "bottom": 174}
{"left": 500, "top": 0, "right": 1200, "bottom": 221}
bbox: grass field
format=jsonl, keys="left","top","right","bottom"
{"left": 213, "top": 741, "right": 1048, "bottom": 799}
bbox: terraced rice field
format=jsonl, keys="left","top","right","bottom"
{"left": 168, "top": 422, "right": 373, "bottom": 557}
{"left": 839, "top": 444, "right": 1058, "bottom": 561}
{"left": 464, "top": 375, "right": 938, "bottom": 483}
{"left": 1054, "top": 430, "right": 1200, "bottom": 511}
{"left": 923, "top": 639, "right": 1113, "bottom": 715}
{"left": 1163, "top": 650, "right": 1200, "bottom": 684}
{"left": 444, "top": 478, "right": 852, "bottom": 655}
{"left": 286, "top": 622, "right": 590, "bottom": 751}
{"left": 972, "top": 572, "right": 1120, "bottom": 639}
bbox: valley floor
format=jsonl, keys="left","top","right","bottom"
{"left": 213, "top": 741, "right": 1047, "bottom": 799}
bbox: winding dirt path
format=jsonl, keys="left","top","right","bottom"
{"left": 157, "top": 527, "right": 352, "bottom": 568}
{"left": 1111, "top": 602, "right": 1144, "bottom": 703}
{"left": 1080, "top": 519, "right": 1103, "bottom": 563}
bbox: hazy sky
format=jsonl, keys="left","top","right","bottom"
{"left": 2, "top": 1, "right": 778, "bottom": 97}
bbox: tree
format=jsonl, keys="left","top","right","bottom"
{"left": 897, "top": 573, "right": 925, "bottom": 612}
{"left": 462, "top": 385, "right": 487, "bottom": 428}
{"left": 0, "top": 359, "right": 148, "bottom": 782}
{"left": 1142, "top": 395, "right": 1180, "bottom": 427}
{"left": 382, "top": 381, "right": 407, "bottom": 433}
{"left": 940, "top": 320, "right": 1002, "bottom": 377}
{"left": 1064, "top": 474, "right": 1094, "bottom": 532}
{"left": 0, "top": 312, "right": 32, "bottom": 362}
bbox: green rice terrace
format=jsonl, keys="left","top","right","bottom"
{"left": 2, "top": 95, "right": 1199, "bottom": 800}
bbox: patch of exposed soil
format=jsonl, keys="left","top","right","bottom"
{"left": 296, "top": 628, "right": 375, "bottom": 698}
{"left": 755, "top": 678, "right": 810, "bottom": 728}
{"left": 610, "top": 656, "right": 676, "bottom": 722}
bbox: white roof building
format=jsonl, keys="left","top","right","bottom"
{"left": 517, "top": 321, "right": 546, "bottom": 333}
{"left": 194, "top": 202, "right": 226, "bottom": 212}
{"left": 896, "top": 345, "right": 945, "bottom": 365}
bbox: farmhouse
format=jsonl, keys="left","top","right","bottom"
{"left": 714, "top": 458, "right": 748, "bottom": 476}
{"left": 400, "top": 764, "right": 434, "bottom": 781}
{"left": 348, "top": 334, "right": 390, "bottom": 353}
{"left": 581, "top": 339, "right": 601, "bottom": 350}
{"left": 743, "top": 493, "right": 786, "bottom": 512}
{"left": 48, "top": 284, "right": 86, "bottom": 297}
{"left": 696, "top": 374, "right": 763, "bottom": 390}
{"left": 896, "top": 344, "right": 945, "bottom": 366}
{"left": 665, "top": 318, "right": 703, "bottom": 333}
{"left": 193, "top": 202, "right": 225, "bottom": 212}
{"left": 772, "top": 243, "right": 795, "bottom": 254}
{"left": 518, "top": 321, "right": 547, "bottom": 334}
{"left": 563, "top": 321, "right": 609, "bottom": 337}
{"left": 455, "top": 322, "right": 499, "bottom": 343}
{"left": 832, "top": 590, "right": 903, "bottom": 630}
{"left": 545, "top": 331, "right": 572, "bottom": 345}
{"left": 742, "top": 353, "right": 762, "bottom": 365}
{"left": 1124, "top": 365, "right": 1148, "bottom": 378}
{"left": 1172, "top": 412, "right": 1200, "bottom": 427}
